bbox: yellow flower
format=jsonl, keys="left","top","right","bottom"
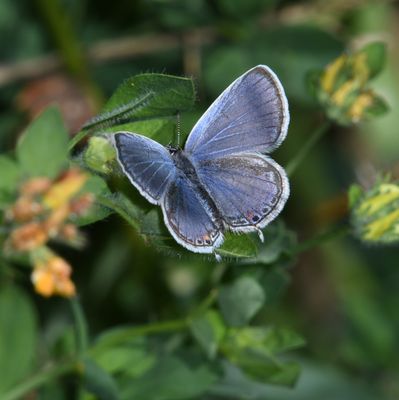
{"left": 43, "top": 169, "right": 88, "bottom": 210}
{"left": 358, "top": 184, "right": 399, "bottom": 216}
{"left": 348, "top": 91, "right": 374, "bottom": 122}
{"left": 330, "top": 80, "right": 358, "bottom": 107}
{"left": 364, "top": 209, "right": 399, "bottom": 241}
{"left": 31, "top": 252, "right": 76, "bottom": 298}
{"left": 320, "top": 55, "right": 347, "bottom": 94}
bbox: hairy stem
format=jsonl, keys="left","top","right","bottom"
{"left": 286, "top": 120, "right": 331, "bottom": 177}
{"left": 289, "top": 224, "right": 350, "bottom": 256}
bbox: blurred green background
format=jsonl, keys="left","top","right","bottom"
{"left": 1, "top": 0, "right": 399, "bottom": 399}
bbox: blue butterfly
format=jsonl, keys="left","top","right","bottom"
{"left": 112, "top": 65, "right": 289, "bottom": 255}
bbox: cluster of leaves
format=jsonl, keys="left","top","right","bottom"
{"left": 83, "top": 275, "right": 304, "bottom": 400}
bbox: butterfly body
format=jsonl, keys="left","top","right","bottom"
{"left": 113, "top": 65, "right": 290, "bottom": 255}
{"left": 168, "top": 149, "right": 224, "bottom": 240}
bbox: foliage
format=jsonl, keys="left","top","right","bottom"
{"left": 0, "top": 1, "right": 398, "bottom": 400}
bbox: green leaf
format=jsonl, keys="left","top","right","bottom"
{"left": 348, "top": 184, "right": 364, "bottom": 209}
{"left": 216, "top": 233, "right": 258, "bottom": 259}
{"left": 221, "top": 326, "right": 303, "bottom": 387}
{"left": 305, "top": 70, "right": 323, "bottom": 100}
{"left": 94, "top": 344, "right": 155, "bottom": 378}
{"left": 363, "top": 94, "right": 389, "bottom": 119}
{"left": 96, "top": 192, "right": 143, "bottom": 231}
{"left": 0, "top": 285, "right": 38, "bottom": 394}
{"left": 139, "top": 213, "right": 260, "bottom": 258}
{"left": 224, "top": 326, "right": 305, "bottom": 356}
{"left": 17, "top": 107, "right": 69, "bottom": 178}
{"left": 96, "top": 118, "right": 176, "bottom": 147}
{"left": 0, "top": 155, "right": 20, "bottom": 194}
{"left": 236, "top": 355, "right": 301, "bottom": 387}
{"left": 119, "top": 356, "right": 217, "bottom": 400}
{"left": 255, "top": 222, "right": 297, "bottom": 265}
{"left": 211, "top": 360, "right": 377, "bottom": 399}
{"left": 83, "top": 73, "right": 195, "bottom": 133}
{"left": 358, "top": 42, "right": 387, "bottom": 80}
{"left": 83, "top": 359, "right": 120, "bottom": 400}
{"left": 260, "top": 267, "right": 290, "bottom": 304}
{"left": 138, "top": 209, "right": 169, "bottom": 238}
{"left": 190, "top": 310, "right": 226, "bottom": 358}
{"left": 218, "top": 276, "right": 266, "bottom": 326}
{"left": 74, "top": 175, "right": 113, "bottom": 226}
{"left": 215, "top": 0, "right": 278, "bottom": 19}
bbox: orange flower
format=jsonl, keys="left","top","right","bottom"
{"left": 31, "top": 254, "right": 76, "bottom": 298}
{"left": 70, "top": 193, "right": 94, "bottom": 216}
{"left": 60, "top": 223, "right": 79, "bottom": 241}
{"left": 20, "top": 177, "right": 52, "bottom": 196}
{"left": 6, "top": 196, "right": 43, "bottom": 223}
{"left": 8, "top": 222, "right": 48, "bottom": 251}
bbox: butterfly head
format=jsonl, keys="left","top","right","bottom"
{"left": 166, "top": 144, "right": 181, "bottom": 155}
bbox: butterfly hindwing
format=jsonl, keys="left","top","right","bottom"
{"left": 185, "top": 65, "right": 289, "bottom": 160}
{"left": 113, "top": 132, "right": 176, "bottom": 205}
{"left": 193, "top": 152, "right": 289, "bottom": 232}
{"left": 162, "top": 173, "right": 224, "bottom": 253}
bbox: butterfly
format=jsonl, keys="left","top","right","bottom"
{"left": 112, "top": 65, "right": 289, "bottom": 256}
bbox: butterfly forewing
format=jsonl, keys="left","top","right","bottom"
{"left": 184, "top": 65, "right": 289, "bottom": 160}
{"left": 113, "top": 132, "right": 176, "bottom": 204}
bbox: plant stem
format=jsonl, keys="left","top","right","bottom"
{"left": 70, "top": 297, "right": 89, "bottom": 356}
{"left": 35, "top": 0, "right": 104, "bottom": 106}
{"left": 192, "top": 289, "right": 218, "bottom": 317}
{"left": 289, "top": 224, "right": 350, "bottom": 256}
{"left": 2, "top": 360, "right": 77, "bottom": 400}
{"left": 286, "top": 120, "right": 331, "bottom": 177}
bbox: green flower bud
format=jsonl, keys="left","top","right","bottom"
{"left": 309, "top": 42, "right": 389, "bottom": 125}
{"left": 351, "top": 181, "right": 399, "bottom": 244}
{"left": 84, "top": 136, "right": 115, "bottom": 174}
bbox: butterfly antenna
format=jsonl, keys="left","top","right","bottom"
{"left": 176, "top": 112, "right": 181, "bottom": 147}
